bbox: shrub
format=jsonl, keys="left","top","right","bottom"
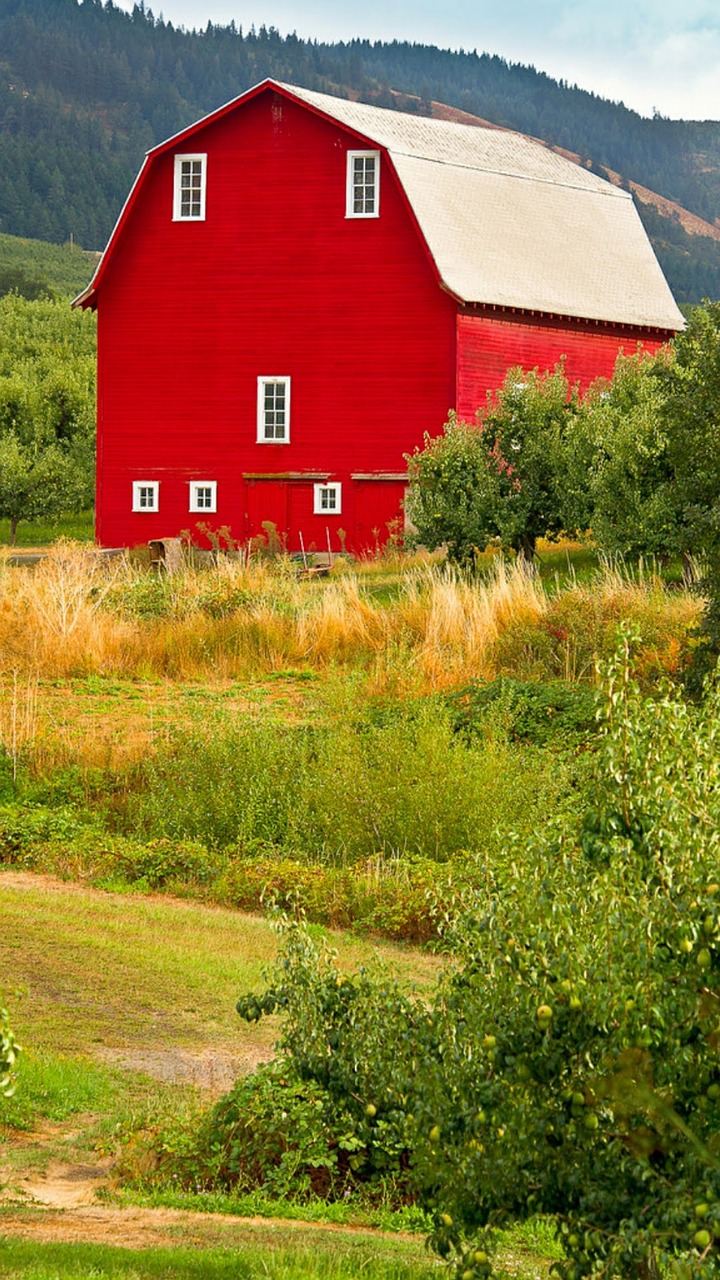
{"left": 229, "top": 633, "right": 720, "bottom": 1278}
{"left": 117, "top": 701, "right": 576, "bottom": 867}
{"left": 446, "top": 677, "right": 598, "bottom": 748}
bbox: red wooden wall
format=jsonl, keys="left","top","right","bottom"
{"left": 455, "top": 310, "right": 669, "bottom": 418}
{"left": 95, "top": 88, "right": 456, "bottom": 552}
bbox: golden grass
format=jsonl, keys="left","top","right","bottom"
{"left": 0, "top": 543, "right": 702, "bottom": 694}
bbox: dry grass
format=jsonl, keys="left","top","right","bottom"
{"left": 0, "top": 543, "right": 701, "bottom": 693}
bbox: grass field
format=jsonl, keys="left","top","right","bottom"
{"left": 0, "top": 873, "right": 554, "bottom": 1277}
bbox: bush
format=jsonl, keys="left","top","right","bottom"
{"left": 227, "top": 633, "right": 720, "bottom": 1278}
{"left": 446, "top": 677, "right": 598, "bottom": 748}
{"left": 117, "top": 701, "right": 576, "bottom": 867}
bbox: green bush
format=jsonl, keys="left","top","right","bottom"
{"left": 446, "top": 677, "right": 598, "bottom": 748}
{"left": 226, "top": 634, "right": 720, "bottom": 1278}
{"left": 118, "top": 702, "right": 576, "bottom": 866}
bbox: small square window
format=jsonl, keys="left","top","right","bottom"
{"left": 313, "top": 482, "right": 341, "bottom": 515}
{"left": 257, "top": 377, "right": 291, "bottom": 443}
{"left": 346, "top": 151, "right": 380, "bottom": 218}
{"left": 189, "top": 481, "right": 217, "bottom": 513}
{"left": 133, "top": 481, "right": 159, "bottom": 512}
{"left": 173, "top": 154, "right": 207, "bottom": 220}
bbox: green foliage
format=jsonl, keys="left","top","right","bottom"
{"left": 117, "top": 700, "right": 574, "bottom": 865}
{"left": 0, "top": 294, "right": 96, "bottom": 536}
{"left": 406, "top": 368, "right": 579, "bottom": 563}
{"left": 0, "top": 432, "right": 87, "bottom": 543}
{"left": 227, "top": 633, "right": 720, "bottom": 1278}
{"left": 446, "top": 677, "right": 598, "bottom": 748}
{"left": 575, "top": 351, "right": 682, "bottom": 558}
{"left": 658, "top": 301, "right": 720, "bottom": 678}
{"left": 0, "top": 998, "right": 21, "bottom": 1098}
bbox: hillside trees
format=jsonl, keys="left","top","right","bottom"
{"left": 0, "top": 0, "right": 719, "bottom": 300}
{"left": 0, "top": 293, "right": 96, "bottom": 537}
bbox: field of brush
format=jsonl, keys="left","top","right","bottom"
{"left": 0, "top": 539, "right": 704, "bottom": 1277}
{"left": 0, "top": 540, "right": 699, "bottom": 937}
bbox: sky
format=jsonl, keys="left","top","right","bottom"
{"left": 111, "top": 0, "right": 720, "bottom": 121}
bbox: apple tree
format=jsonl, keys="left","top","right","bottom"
{"left": 405, "top": 367, "right": 581, "bottom": 564}
{"left": 238, "top": 633, "right": 720, "bottom": 1278}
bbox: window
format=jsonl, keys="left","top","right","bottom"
{"left": 314, "top": 482, "right": 341, "bottom": 515}
{"left": 132, "top": 481, "right": 159, "bottom": 512}
{"left": 346, "top": 151, "right": 380, "bottom": 218}
{"left": 173, "top": 154, "right": 207, "bottom": 220}
{"left": 257, "top": 377, "right": 290, "bottom": 442}
{"left": 189, "top": 481, "right": 217, "bottom": 513}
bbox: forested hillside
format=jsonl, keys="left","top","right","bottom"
{"left": 2, "top": 0, "right": 720, "bottom": 302}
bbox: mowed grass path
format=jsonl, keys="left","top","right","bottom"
{"left": 0, "top": 874, "right": 450, "bottom": 1278}
{"left": 0, "top": 872, "right": 441, "bottom": 1064}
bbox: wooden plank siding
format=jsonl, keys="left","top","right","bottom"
{"left": 95, "top": 89, "right": 456, "bottom": 552}
{"left": 455, "top": 309, "right": 669, "bottom": 418}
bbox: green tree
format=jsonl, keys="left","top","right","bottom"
{"left": 237, "top": 635, "right": 720, "bottom": 1278}
{"left": 406, "top": 367, "right": 579, "bottom": 564}
{"left": 659, "top": 302, "right": 720, "bottom": 674}
{"left": 0, "top": 433, "right": 86, "bottom": 543}
{"left": 576, "top": 350, "right": 682, "bottom": 559}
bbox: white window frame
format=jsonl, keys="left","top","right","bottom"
{"left": 132, "top": 480, "right": 159, "bottom": 512}
{"left": 189, "top": 480, "right": 217, "bottom": 513}
{"left": 173, "top": 153, "right": 207, "bottom": 221}
{"left": 313, "top": 482, "right": 342, "bottom": 515}
{"left": 346, "top": 150, "right": 380, "bottom": 219}
{"left": 257, "top": 376, "right": 291, "bottom": 443}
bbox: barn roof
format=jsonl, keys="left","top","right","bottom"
{"left": 282, "top": 84, "right": 683, "bottom": 331}
{"left": 75, "top": 79, "right": 683, "bottom": 331}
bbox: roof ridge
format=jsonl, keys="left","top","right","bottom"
{"left": 388, "top": 147, "right": 630, "bottom": 198}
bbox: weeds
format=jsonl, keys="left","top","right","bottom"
{"left": 0, "top": 544, "right": 698, "bottom": 685}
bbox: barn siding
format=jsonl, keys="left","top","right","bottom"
{"left": 95, "top": 89, "right": 456, "bottom": 551}
{"left": 455, "top": 310, "right": 669, "bottom": 418}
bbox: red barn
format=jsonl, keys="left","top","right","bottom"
{"left": 75, "top": 79, "right": 683, "bottom": 554}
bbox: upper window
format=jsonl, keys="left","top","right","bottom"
{"left": 257, "top": 377, "right": 291, "bottom": 443}
{"left": 173, "top": 154, "right": 207, "bottom": 220}
{"left": 133, "top": 481, "right": 159, "bottom": 512}
{"left": 346, "top": 151, "right": 380, "bottom": 219}
{"left": 314, "top": 482, "right": 341, "bottom": 515}
{"left": 189, "top": 481, "right": 217, "bottom": 513}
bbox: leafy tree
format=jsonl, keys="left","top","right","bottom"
{"left": 237, "top": 634, "right": 720, "bottom": 1278}
{"left": 0, "top": 432, "right": 86, "bottom": 543}
{"left": 658, "top": 302, "right": 720, "bottom": 674}
{"left": 406, "top": 367, "right": 579, "bottom": 564}
{"left": 576, "top": 350, "right": 682, "bottom": 559}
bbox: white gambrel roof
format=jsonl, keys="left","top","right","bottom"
{"left": 283, "top": 83, "right": 684, "bottom": 331}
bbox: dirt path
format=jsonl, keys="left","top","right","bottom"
{"left": 0, "top": 1203, "right": 418, "bottom": 1250}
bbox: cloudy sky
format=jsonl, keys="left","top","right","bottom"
{"left": 111, "top": 0, "right": 720, "bottom": 121}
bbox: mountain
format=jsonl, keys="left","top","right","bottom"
{"left": 1, "top": 0, "right": 719, "bottom": 304}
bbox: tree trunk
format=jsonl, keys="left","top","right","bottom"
{"left": 517, "top": 532, "right": 536, "bottom": 564}
{"left": 10, "top": 517, "right": 18, "bottom": 547}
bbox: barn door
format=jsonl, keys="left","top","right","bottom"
{"left": 246, "top": 480, "right": 289, "bottom": 549}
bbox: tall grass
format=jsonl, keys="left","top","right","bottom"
{"left": 115, "top": 698, "right": 574, "bottom": 866}
{"left": 0, "top": 543, "right": 700, "bottom": 686}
